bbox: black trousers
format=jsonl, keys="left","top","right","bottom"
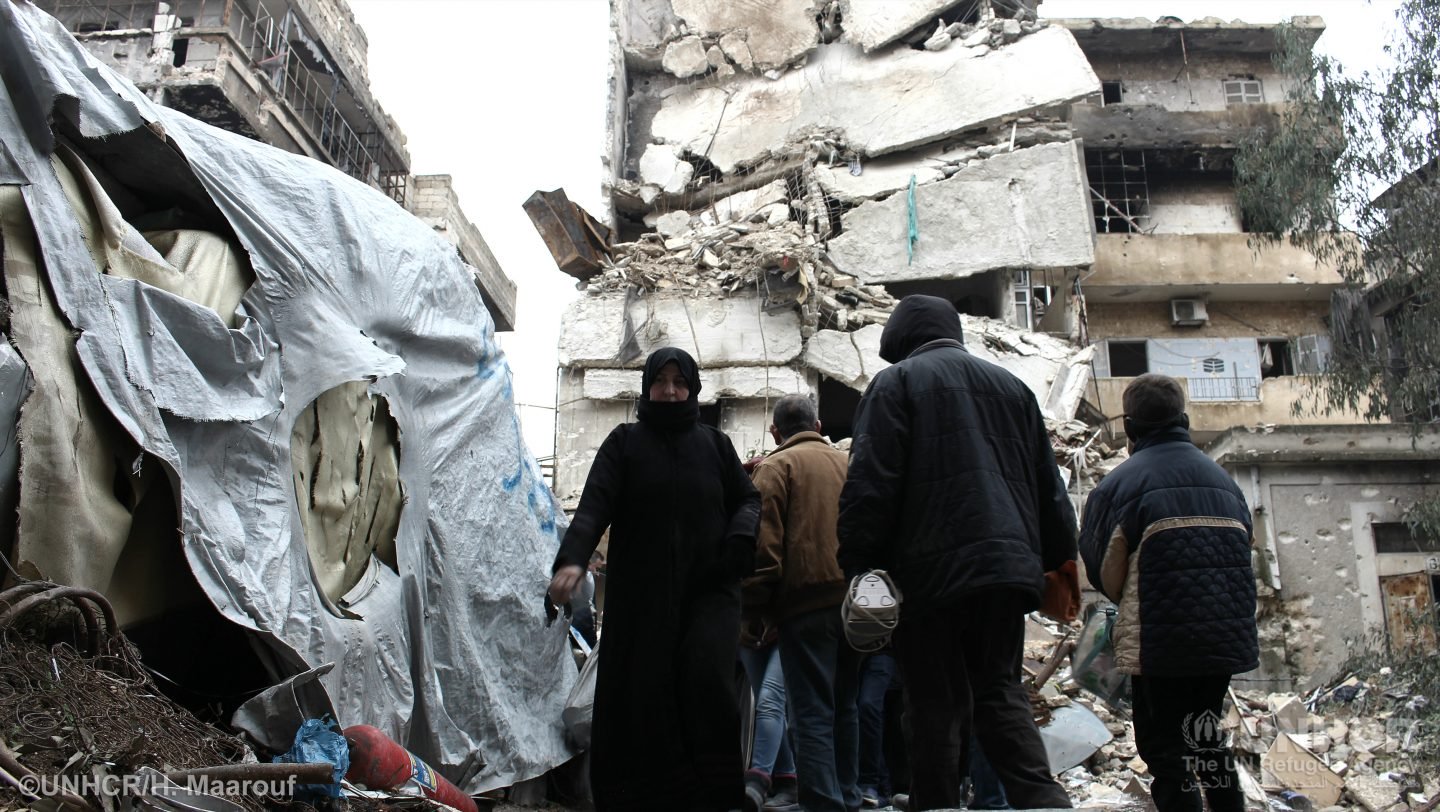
{"left": 1131, "top": 674, "right": 1244, "bottom": 812}
{"left": 892, "top": 591, "right": 1071, "bottom": 810}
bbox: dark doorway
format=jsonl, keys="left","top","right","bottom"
{"left": 818, "top": 377, "right": 862, "bottom": 442}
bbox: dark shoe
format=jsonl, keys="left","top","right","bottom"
{"left": 766, "top": 773, "right": 799, "bottom": 811}
{"left": 860, "top": 785, "right": 887, "bottom": 809}
{"left": 744, "top": 784, "right": 765, "bottom": 812}
{"left": 890, "top": 793, "right": 909, "bottom": 811}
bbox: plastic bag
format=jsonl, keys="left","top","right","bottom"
{"left": 1070, "top": 603, "right": 1130, "bottom": 713}
{"left": 562, "top": 641, "right": 600, "bottom": 750}
{"left": 274, "top": 715, "right": 349, "bottom": 799}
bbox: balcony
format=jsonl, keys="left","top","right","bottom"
{"left": 38, "top": 0, "right": 410, "bottom": 205}
{"left": 1073, "top": 103, "right": 1287, "bottom": 151}
{"left": 1083, "top": 233, "right": 1345, "bottom": 302}
{"left": 1086, "top": 375, "right": 1376, "bottom": 442}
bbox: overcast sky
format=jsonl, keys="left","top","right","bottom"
{"left": 346, "top": 0, "right": 1402, "bottom": 458}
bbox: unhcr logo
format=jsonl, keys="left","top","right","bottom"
{"left": 1181, "top": 709, "right": 1226, "bottom": 752}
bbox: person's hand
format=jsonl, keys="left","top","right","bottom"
{"left": 549, "top": 564, "right": 585, "bottom": 606}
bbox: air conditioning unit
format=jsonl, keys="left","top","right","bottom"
{"left": 1170, "top": 298, "right": 1209, "bottom": 326}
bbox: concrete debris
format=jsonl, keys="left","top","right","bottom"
{"left": 639, "top": 143, "right": 696, "bottom": 194}
{"left": 645, "top": 25, "right": 1098, "bottom": 175}
{"left": 923, "top": 21, "right": 952, "bottom": 51}
{"left": 840, "top": 0, "right": 971, "bottom": 52}
{"left": 661, "top": 34, "right": 711, "bottom": 77}
{"left": 670, "top": 0, "right": 820, "bottom": 71}
{"left": 718, "top": 31, "right": 754, "bottom": 71}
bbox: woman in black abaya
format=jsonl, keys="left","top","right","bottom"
{"left": 549, "top": 347, "right": 761, "bottom": 811}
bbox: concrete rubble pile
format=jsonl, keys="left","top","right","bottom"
{"left": 541, "top": 0, "right": 1110, "bottom": 505}
{"left": 1018, "top": 613, "right": 1439, "bottom": 812}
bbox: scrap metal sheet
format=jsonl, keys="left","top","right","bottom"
{"left": 0, "top": 2, "right": 574, "bottom": 791}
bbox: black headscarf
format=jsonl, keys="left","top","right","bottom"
{"left": 637, "top": 346, "right": 701, "bottom": 431}
{"left": 879, "top": 295, "right": 965, "bottom": 363}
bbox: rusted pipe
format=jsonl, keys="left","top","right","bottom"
{"left": 0, "top": 586, "right": 118, "bottom": 655}
{"left": 167, "top": 762, "right": 335, "bottom": 784}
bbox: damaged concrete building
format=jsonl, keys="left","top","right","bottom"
{"left": 1056, "top": 17, "right": 1437, "bottom": 689}
{"left": 553, "top": 0, "right": 1103, "bottom": 507}
{"left": 1056, "top": 16, "right": 1368, "bottom": 443}
{"left": 33, "top": 0, "right": 517, "bottom": 331}
{"left": 542, "top": 3, "right": 1439, "bottom": 696}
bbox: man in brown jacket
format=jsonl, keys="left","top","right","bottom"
{"left": 745, "top": 394, "right": 859, "bottom": 812}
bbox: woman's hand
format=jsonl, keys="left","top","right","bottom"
{"left": 549, "top": 564, "right": 585, "bottom": 606}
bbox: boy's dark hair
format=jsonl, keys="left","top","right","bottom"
{"left": 772, "top": 394, "right": 818, "bottom": 439}
{"left": 1122, "top": 374, "right": 1186, "bottom": 428}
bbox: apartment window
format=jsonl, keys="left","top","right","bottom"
{"left": 1108, "top": 341, "right": 1149, "bottom": 377}
{"left": 1086, "top": 149, "right": 1150, "bottom": 234}
{"left": 1223, "top": 79, "right": 1264, "bottom": 105}
{"left": 1101, "top": 80, "right": 1123, "bottom": 106}
{"left": 1260, "top": 339, "right": 1296, "bottom": 378}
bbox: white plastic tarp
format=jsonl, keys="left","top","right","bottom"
{"left": 0, "top": 2, "right": 574, "bottom": 791}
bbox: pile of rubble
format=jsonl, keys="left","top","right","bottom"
{"left": 1019, "top": 615, "right": 1439, "bottom": 812}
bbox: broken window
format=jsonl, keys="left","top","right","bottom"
{"left": 1223, "top": 79, "right": 1264, "bottom": 105}
{"left": 1259, "top": 339, "right": 1297, "bottom": 378}
{"left": 1086, "top": 149, "right": 1150, "bottom": 234}
{"left": 1294, "top": 334, "right": 1332, "bottom": 374}
{"left": 1012, "top": 270, "right": 1034, "bottom": 330}
{"left": 1107, "top": 341, "right": 1148, "bottom": 377}
{"left": 1101, "top": 80, "right": 1123, "bottom": 106}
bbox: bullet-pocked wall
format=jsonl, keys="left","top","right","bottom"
{"left": 1210, "top": 426, "right": 1440, "bottom": 691}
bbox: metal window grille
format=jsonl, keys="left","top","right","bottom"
{"left": 1201, "top": 358, "right": 1225, "bottom": 374}
{"left": 1223, "top": 79, "right": 1263, "bottom": 105}
{"left": 1086, "top": 149, "right": 1150, "bottom": 234}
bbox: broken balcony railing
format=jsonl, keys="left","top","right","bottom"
{"left": 38, "top": 0, "right": 410, "bottom": 206}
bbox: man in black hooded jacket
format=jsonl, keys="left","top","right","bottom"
{"left": 837, "top": 295, "right": 1074, "bottom": 810}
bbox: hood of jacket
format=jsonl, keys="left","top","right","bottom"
{"left": 879, "top": 295, "right": 964, "bottom": 363}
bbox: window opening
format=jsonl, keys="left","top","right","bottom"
{"left": 1259, "top": 339, "right": 1296, "bottom": 378}
{"left": 1108, "top": 341, "right": 1149, "bottom": 377}
{"left": 1374, "top": 522, "right": 1440, "bottom": 554}
{"left": 1223, "top": 79, "right": 1263, "bottom": 105}
{"left": 1101, "top": 80, "right": 1123, "bottom": 106}
{"left": 1086, "top": 149, "right": 1150, "bottom": 234}
{"left": 1201, "top": 358, "right": 1225, "bottom": 374}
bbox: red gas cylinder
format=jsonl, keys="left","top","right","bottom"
{"left": 343, "top": 725, "right": 479, "bottom": 812}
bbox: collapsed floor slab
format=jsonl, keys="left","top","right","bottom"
{"left": 840, "top": 0, "right": 971, "bottom": 52}
{"left": 645, "top": 25, "right": 1099, "bottom": 174}
{"left": 827, "top": 141, "right": 1095, "bottom": 284}
{"left": 669, "top": 0, "right": 820, "bottom": 71}
{"left": 557, "top": 293, "right": 805, "bottom": 368}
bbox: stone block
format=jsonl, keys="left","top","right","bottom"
{"left": 647, "top": 26, "right": 1098, "bottom": 174}
{"left": 827, "top": 142, "right": 1094, "bottom": 284}
{"left": 671, "top": 0, "right": 818, "bottom": 70}
{"left": 558, "top": 294, "right": 804, "bottom": 368}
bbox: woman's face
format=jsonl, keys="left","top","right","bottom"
{"left": 648, "top": 361, "right": 690, "bottom": 403}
